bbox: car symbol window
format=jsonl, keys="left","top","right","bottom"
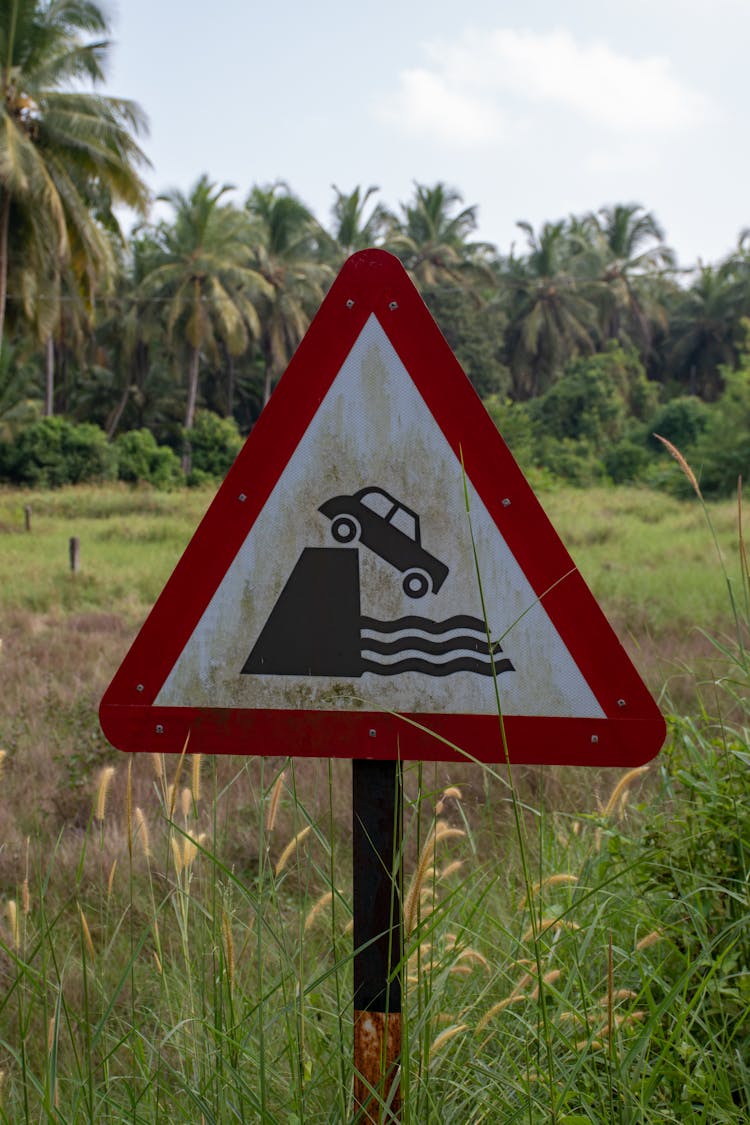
{"left": 360, "top": 490, "right": 393, "bottom": 518}
{"left": 389, "top": 505, "right": 417, "bottom": 540}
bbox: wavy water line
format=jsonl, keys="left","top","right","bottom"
{"left": 362, "top": 646, "right": 508, "bottom": 667}
{"left": 362, "top": 635, "right": 502, "bottom": 657}
{"left": 360, "top": 614, "right": 490, "bottom": 635}
{"left": 361, "top": 626, "right": 491, "bottom": 645}
{"left": 361, "top": 655, "right": 514, "bottom": 677}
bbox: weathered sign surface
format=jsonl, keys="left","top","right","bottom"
{"left": 99, "top": 250, "right": 665, "bottom": 765}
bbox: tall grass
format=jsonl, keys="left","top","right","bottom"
{"left": 0, "top": 478, "right": 747, "bottom": 1121}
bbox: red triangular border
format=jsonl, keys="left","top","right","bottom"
{"left": 100, "top": 250, "right": 665, "bottom": 766}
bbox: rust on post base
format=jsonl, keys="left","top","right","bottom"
{"left": 353, "top": 1010, "right": 401, "bottom": 1122}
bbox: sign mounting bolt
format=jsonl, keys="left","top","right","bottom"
{"left": 388, "top": 301, "right": 398, "bottom": 310}
{"left": 155, "top": 724, "right": 164, "bottom": 734}
{"left": 346, "top": 298, "right": 355, "bottom": 308}
{"left": 502, "top": 498, "right": 511, "bottom": 507}
{"left": 617, "top": 699, "right": 626, "bottom": 708}
{"left": 238, "top": 493, "right": 247, "bottom": 502}
{"left": 369, "top": 729, "right": 377, "bottom": 738}
{"left": 590, "top": 734, "right": 599, "bottom": 744}
{"left": 136, "top": 683, "right": 144, "bottom": 693}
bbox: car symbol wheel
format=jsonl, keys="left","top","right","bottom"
{"left": 331, "top": 515, "right": 361, "bottom": 543}
{"left": 403, "top": 569, "right": 430, "bottom": 598}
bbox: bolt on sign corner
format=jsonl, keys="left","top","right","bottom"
{"left": 99, "top": 249, "right": 666, "bottom": 767}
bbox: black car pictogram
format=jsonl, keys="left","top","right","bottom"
{"left": 318, "top": 486, "right": 449, "bottom": 598}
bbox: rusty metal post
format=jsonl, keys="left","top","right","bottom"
{"left": 24, "top": 505, "right": 31, "bottom": 532}
{"left": 352, "top": 758, "right": 403, "bottom": 1122}
{"left": 69, "top": 536, "right": 80, "bottom": 573}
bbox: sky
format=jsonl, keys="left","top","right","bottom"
{"left": 107, "top": 0, "right": 750, "bottom": 270}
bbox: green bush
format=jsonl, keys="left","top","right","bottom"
{"left": 534, "top": 435, "right": 606, "bottom": 485}
{"left": 482, "top": 395, "right": 536, "bottom": 471}
{"left": 115, "top": 428, "right": 183, "bottom": 489}
{"left": 183, "top": 410, "right": 243, "bottom": 479}
{"left": 528, "top": 346, "right": 657, "bottom": 453}
{"left": 647, "top": 395, "right": 710, "bottom": 451}
{"left": 0, "top": 417, "right": 117, "bottom": 487}
{"left": 604, "top": 438, "right": 650, "bottom": 484}
{"left": 691, "top": 368, "right": 750, "bottom": 496}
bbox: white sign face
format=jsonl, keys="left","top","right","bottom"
{"left": 156, "top": 315, "right": 604, "bottom": 720}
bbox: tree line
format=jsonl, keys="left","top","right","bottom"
{"left": 2, "top": 1, "right": 749, "bottom": 493}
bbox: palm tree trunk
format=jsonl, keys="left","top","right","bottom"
{"left": 106, "top": 379, "right": 131, "bottom": 439}
{"left": 182, "top": 344, "right": 200, "bottom": 472}
{"left": 184, "top": 344, "right": 200, "bottom": 430}
{"left": 44, "top": 336, "right": 55, "bottom": 416}
{"left": 0, "top": 190, "right": 11, "bottom": 354}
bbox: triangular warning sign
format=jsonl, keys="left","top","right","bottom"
{"left": 100, "top": 250, "right": 665, "bottom": 766}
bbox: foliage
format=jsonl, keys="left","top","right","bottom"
{"left": 183, "top": 408, "right": 243, "bottom": 480}
{"left": 0, "top": 481, "right": 746, "bottom": 1120}
{"left": 482, "top": 395, "right": 536, "bottom": 470}
{"left": 114, "top": 427, "right": 182, "bottom": 489}
{"left": 138, "top": 176, "right": 271, "bottom": 432}
{"left": 424, "top": 284, "right": 511, "bottom": 398}
{"left": 691, "top": 364, "right": 750, "bottom": 496}
{"left": 246, "top": 182, "right": 333, "bottom": 404}
{"left": 528, "top": 345, "right": 656, "bottom": 450}
{"left": 603, "top": 437, "right": 650, "bottom": 484}
{"left": 0, "top": 0, "right": 149, "bottom": 354}
{"left": 0, "top": 415, "right": 116, "bottom": 486}
{"left": 647, "top": 394, "right": 711, "bottom": 451}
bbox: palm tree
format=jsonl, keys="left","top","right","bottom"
{"left": 384, "top": 181, "right": 493, "bottom": 289}
{"left": 245, "top": 182, "right": 332, "bottom": 405}
{"left": 139, "top": 176, "right": 271, "bottom": 444}
{"left": 0, "top": 0, "right": 150, "bottom": 355}
{"left": 328, "top": 184, "right": 389, "bottom": 262}
{"left": 585, "top": 204, "right": 675, "bottom": 355}
{"left": 501, "top": 220, "right": 598, "bottom": 398}
{"left": 666, "top": 262, "right": 743, "bottom": 399}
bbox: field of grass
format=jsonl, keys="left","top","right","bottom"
{"left": 0, "top": 480, "right": 748, "bottom": 1122}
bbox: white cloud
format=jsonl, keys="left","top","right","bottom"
{"left": 376, "top": 26, "right": 711, "bottom": 148}
{"left": 376, "top": 66, "right": 507, "bottom": 147}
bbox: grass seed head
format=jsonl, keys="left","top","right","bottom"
{"left": 454, "top": 948, "right": 490, "bottom": 972}
{"left": 191, "top": 753, "right": 202, "bottom": 801}
{"left": 529, "top": 969, "right": 562, "bottom": 999}
{"left": 94, "top": 766, "right": 115, "bottom": 822}
{"left": 304, "top": 889, "right": 334, "bottom": 932}
{"left": 476, "top": 994, "right": 527, "bottom": 1032}
{"left": 6, "top": 900, "right": 19, "bottom": 950}
{"left": 134, "top": 807, "right": 151, "bottom": 858}
{"left": 439, "top": 860, "right": 464, "bottom": 881}
{"left": 171, "top": 838, "right": 183, "bottom": 875}
{"left": 519, "top": 872, "right": 578, "bottom": 909}
{"left": 181, "top": 833, "right": 206, "bottom": 868}
{"left": 603, "top": 766, "right": 649, "bottom": 818}
{"left": 77, "top": 904, "right": 95, "bottom": 960}
{"left": 430, "top": 1024, "right": 468, "bottom": 1057}
{"left": 180, "top": 786, "right": 192, "bottom": 820}
{"left": 653, "top": 434, "right": 703, "bottom": 498}
{"left": 404, "top": 820, "right": 466, "bottom": 934}
{"left": 266, "top": 769, "right": 286, "bottom": 832}
{"left": 275, "top": 824, "right": 312, "bottom": 875}
{"left": 635, "top": 929, "right": 664, "bottom": 951}
{"left": 436, "top": 785, "right": 463, "bottom": 814}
